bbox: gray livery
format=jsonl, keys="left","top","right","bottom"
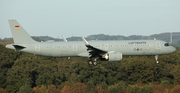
{"left": 6, "top": 20, "right": 176, "bottom": 65}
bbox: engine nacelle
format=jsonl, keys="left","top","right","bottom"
{"left": 108, "top": 51, "right": 123, "bottom": 61}
{"left": 101, "top": 51, "right": 123, "bottom": 61}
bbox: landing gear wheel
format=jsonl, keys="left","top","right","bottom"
{"left": 88, "top": 58, "right": 98, "bottom": 66}
{"left": 93, "top": 61, "right": 97, "bottom": 66}
{"left": 88, "top": 60, "right": 93, "bottom": 65}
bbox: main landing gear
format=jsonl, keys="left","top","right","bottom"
{"left": 88, "top": 58, "right": 98, "bottom": 66}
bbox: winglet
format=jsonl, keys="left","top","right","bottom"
{"left": 82, "top": 37, "right": 89, "bottom": 45}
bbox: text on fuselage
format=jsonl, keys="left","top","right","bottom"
{"left": 128, "top": 42, "right": 146, "bottom": 44}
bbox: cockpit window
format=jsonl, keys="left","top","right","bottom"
{"left": 164, "top": 43, "right": 170, "bottom": 47}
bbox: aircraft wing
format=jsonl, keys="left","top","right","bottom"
{"left": 82, "top": 37, "right": 107, "bottom": 58}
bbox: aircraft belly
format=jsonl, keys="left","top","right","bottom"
{"left": 119, "top": 47, "right": 152, "bottom": 56}
{"left": 52, "top": 49, "right": 68, "bottom": 57}
{"left": 78, "top": 52, "right": 89, "bottom": 57}
{"left": 51, "top": 48, "right": 79, "bottom": 57}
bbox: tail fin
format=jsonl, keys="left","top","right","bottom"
{"left": 8, "top": 20, "right": 36, "bottom": 43}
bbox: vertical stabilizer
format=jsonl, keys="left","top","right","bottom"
{"left": 8, "top": 20, "right": 36, "bottom": 43}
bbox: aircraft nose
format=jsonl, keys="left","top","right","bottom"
{"left": 170, "top": 46, "right": 176, "bottom": 53}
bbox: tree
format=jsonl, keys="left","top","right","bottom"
{"left": 71, "top": 83, "right": 86, "bottom": 93}
{"left": 17, "top": 84, "right": 33, "bottom": 93}
{"left": 0, "top": 88, "right": 7, "bottom": 93}
{"left": 61, "top": 85, "right": 71, "bottom": 93}
{"left": 170, "top": 84, "right": 180, "bottom": 93}
{"left": 170, "top": 65, "right": 180, "bottom": 85}
{"left": 46, "top": 84, "right": 60, "bottom": 93}
{"left": 128, "top": 84, "right": 153, "bottom": 93}
{"left": 0, "top": 45, "right": 21, "bottom": 88}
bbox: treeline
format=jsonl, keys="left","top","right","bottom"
{"left": 0, "top": 44, "right": 180, "bottom": 93}
{"left": 1, "top": 32, "right": 180, "bottom": 46}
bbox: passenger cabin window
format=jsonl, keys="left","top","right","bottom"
{"left": 164, "top": 43, "right": 170, "bottom": 47}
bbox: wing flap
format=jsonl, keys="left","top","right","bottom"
{"left": 82, "top": 37, "right": 107, "bottom": 58}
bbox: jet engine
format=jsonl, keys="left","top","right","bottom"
{"left": 101, "top": 51, "right": 123, "bottom": 61}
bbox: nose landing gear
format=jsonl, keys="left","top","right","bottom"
{"left": 155, "top": 55, "right": 159, "bottom": 63}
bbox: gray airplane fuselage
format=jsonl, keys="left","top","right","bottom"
{"left": 6, "top": 40, "right": 176, "bottom": 57}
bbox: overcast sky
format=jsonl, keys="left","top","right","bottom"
{"left": 1, "top": 0, "right": 180, "bottom": 38}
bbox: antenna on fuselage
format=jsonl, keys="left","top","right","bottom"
{"left": 62, "top": 35, "right": 68, "bottom": 42}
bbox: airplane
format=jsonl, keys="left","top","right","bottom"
{"left": 6, "top": 20, "right": 176, "bottom": 65}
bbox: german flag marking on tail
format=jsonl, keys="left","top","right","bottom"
{"left": 15, "top": 26, "right": 20, "bottom": 29}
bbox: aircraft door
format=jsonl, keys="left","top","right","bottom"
{"left": 156, "top": 41, "right": 161, "bottom": 50}
{"left": 73, "top": 44, "right": 77, "bottom": 51}
{"left": 35, "top": 43, "right": 40, "bottom": 52}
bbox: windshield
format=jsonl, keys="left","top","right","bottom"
{"left": 164, "top": 43, "right": 170, "bottom": 47}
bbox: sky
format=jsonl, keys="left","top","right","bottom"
{"left": 1, "top": 0, "right": 180, "bottom": 38}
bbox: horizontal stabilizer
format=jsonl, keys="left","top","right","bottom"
{"left": 13, "top": 45, "right": 26, "bottom": 50}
